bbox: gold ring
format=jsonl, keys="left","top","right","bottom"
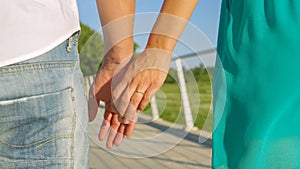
{"left": 135, "top": 90, "right": 145, "bottom": 95}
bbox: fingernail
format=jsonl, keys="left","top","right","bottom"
{"left": 106, "top": 143, "right": 113, "bottom": 149}
{"left": 114, "top": 133, "right": 124, "bottom": 146}
{"left": 123, "top": 117, "right": 130, "bottom": 124}
{"left": 98, "top": 121, "right": 109, "bottom": 141}
{"left": 101, "top": 120, "right": 108, "bottom": 126}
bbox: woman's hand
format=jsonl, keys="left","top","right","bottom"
{"left": 111, "top": 48, "right": 172, "bottom": 123}
{"left": 128, "top": 68, "right": 168, "bottom": 112}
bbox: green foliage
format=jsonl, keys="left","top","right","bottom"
{"left": 165, "top": 68, "right": 177, "bottom": 83}
{"left": 165, "top": 64, "right": 210, "bottom": 84}
{"left": 78, "top": 23, "right": 142, "bottom": 76}
{"left": 143, "top": 66, "right": 213, "bottom": 131}
{"left": 78, "top": 22, "right": 104, "bottom": 76}
{"left": 134, "top": 42, "right": 139, "bottom": 53}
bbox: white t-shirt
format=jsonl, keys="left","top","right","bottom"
{"left": 0, "top": 0, "right": 80, "bottom": 67}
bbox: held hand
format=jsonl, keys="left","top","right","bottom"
{"left": 88, "top": 47, "right": 133, "bottom": 121}
{"left": 88, "top": 67, "right": 137, "bottom": 148}
{"left": 111, "top": 48, "right": 172, "bottom": 123}
{"left": 88, "top": 66, "right": 115, "bottom": 122}
{"left": 88, "top": 47, "right": 136, "bottom": 147}
{"left": 98, "top": 108, "right": 136, "bottom": 148}
{"left": 127, "top": 68, "right": 168, "bottom": 113}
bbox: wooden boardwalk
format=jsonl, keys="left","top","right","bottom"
{"left": 88, "top": 114, "right": 212, "bottom": 169}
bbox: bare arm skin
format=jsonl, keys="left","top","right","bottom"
{"left": 120, "top": 0, "right": 198, "bottom": 123}
{"left": 89, "top": 0, "right": 198, "bottom": 148}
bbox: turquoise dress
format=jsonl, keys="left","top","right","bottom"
{"left": 213, "top": 0, "right": 300, "bottom": 168}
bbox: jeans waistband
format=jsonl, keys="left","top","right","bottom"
{"left": 0, "top": 31, "right": 80, "bottom": 74}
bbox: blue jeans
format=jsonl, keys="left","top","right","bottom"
{"left": 0, "top": 32, "right": 89, "bottom": 169}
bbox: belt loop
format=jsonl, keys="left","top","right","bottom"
{"left": 66, "top": 36, "right": 73, "bottom": 53}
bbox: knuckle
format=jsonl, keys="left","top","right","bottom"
{"left": 130, "top": 96, "right": 140, "bottom": 104}
{"left": 130, "top": 76, "right": 138, "bottom": 85}
{"left": 139, "top": 102, "right": 148, "bottom": 111}
{"left": 141, "top": 98, "right": 150, "bottom": 106}
{"left": 143, "top": 96, "right": 150, "bottom": 102}
{"left": 152, "top": 81, "right": 162, "bottom": 87}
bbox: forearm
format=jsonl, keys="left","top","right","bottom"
{"left": 146, "top": 0, "right": 198, "bottom": 51}
{"left": 96, "top": 0, "right": 135, "bottom": 65}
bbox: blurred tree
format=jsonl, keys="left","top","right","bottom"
{"left": 78, "top": 22, "right": 104, "bottom": 76}
{"left": 78, "top": 22, "right": 141, "bottom": 76}
{"left": 165, "top": 67, "right": 177, "bottom": 83}
{"left": 134, "top": 42, "right": 139, "bottom": 53}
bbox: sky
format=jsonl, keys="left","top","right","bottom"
{"left": 76, "top": 0, "right": 222, "bottom": 67}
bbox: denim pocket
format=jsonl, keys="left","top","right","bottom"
{"left": 0, "top": 87, "right": 76, "bottom": 168}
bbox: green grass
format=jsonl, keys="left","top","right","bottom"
{"left": 143, "top": 72, "right": 213, "bottom": 131}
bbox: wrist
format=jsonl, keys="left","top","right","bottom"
{"left": 146, "top": 33, "right": 177, "bottom": 52}
{"left": 103, "top": 38, "right": 134, "bottom": 66}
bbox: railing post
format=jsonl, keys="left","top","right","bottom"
{"left": 85, "top": 76, "right": 91, "bottom": 98}
{"left": 89, "top": 75, "right": 94, "bottom": 86}
{"left": 175, "top": 58, "right": 194, "bottom": 130}
{"left": 150, "top": 95, "right": 160, "bottom": 120}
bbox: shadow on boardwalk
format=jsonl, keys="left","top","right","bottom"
{"left": 88, "top": 114, "right": 212, "bottom": 169}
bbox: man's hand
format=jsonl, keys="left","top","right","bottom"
{"left": 88, "top": 62, "right": 137, "bottom": 148}
{"left": 99, "top": 109, "right": 135, "bottom": 148}
{"left": 88, "top": 41, "right": 135, "bottom": 148}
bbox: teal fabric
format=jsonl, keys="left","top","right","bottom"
{"left": 212, "top": 0, "right": 300, "bottom": 168}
